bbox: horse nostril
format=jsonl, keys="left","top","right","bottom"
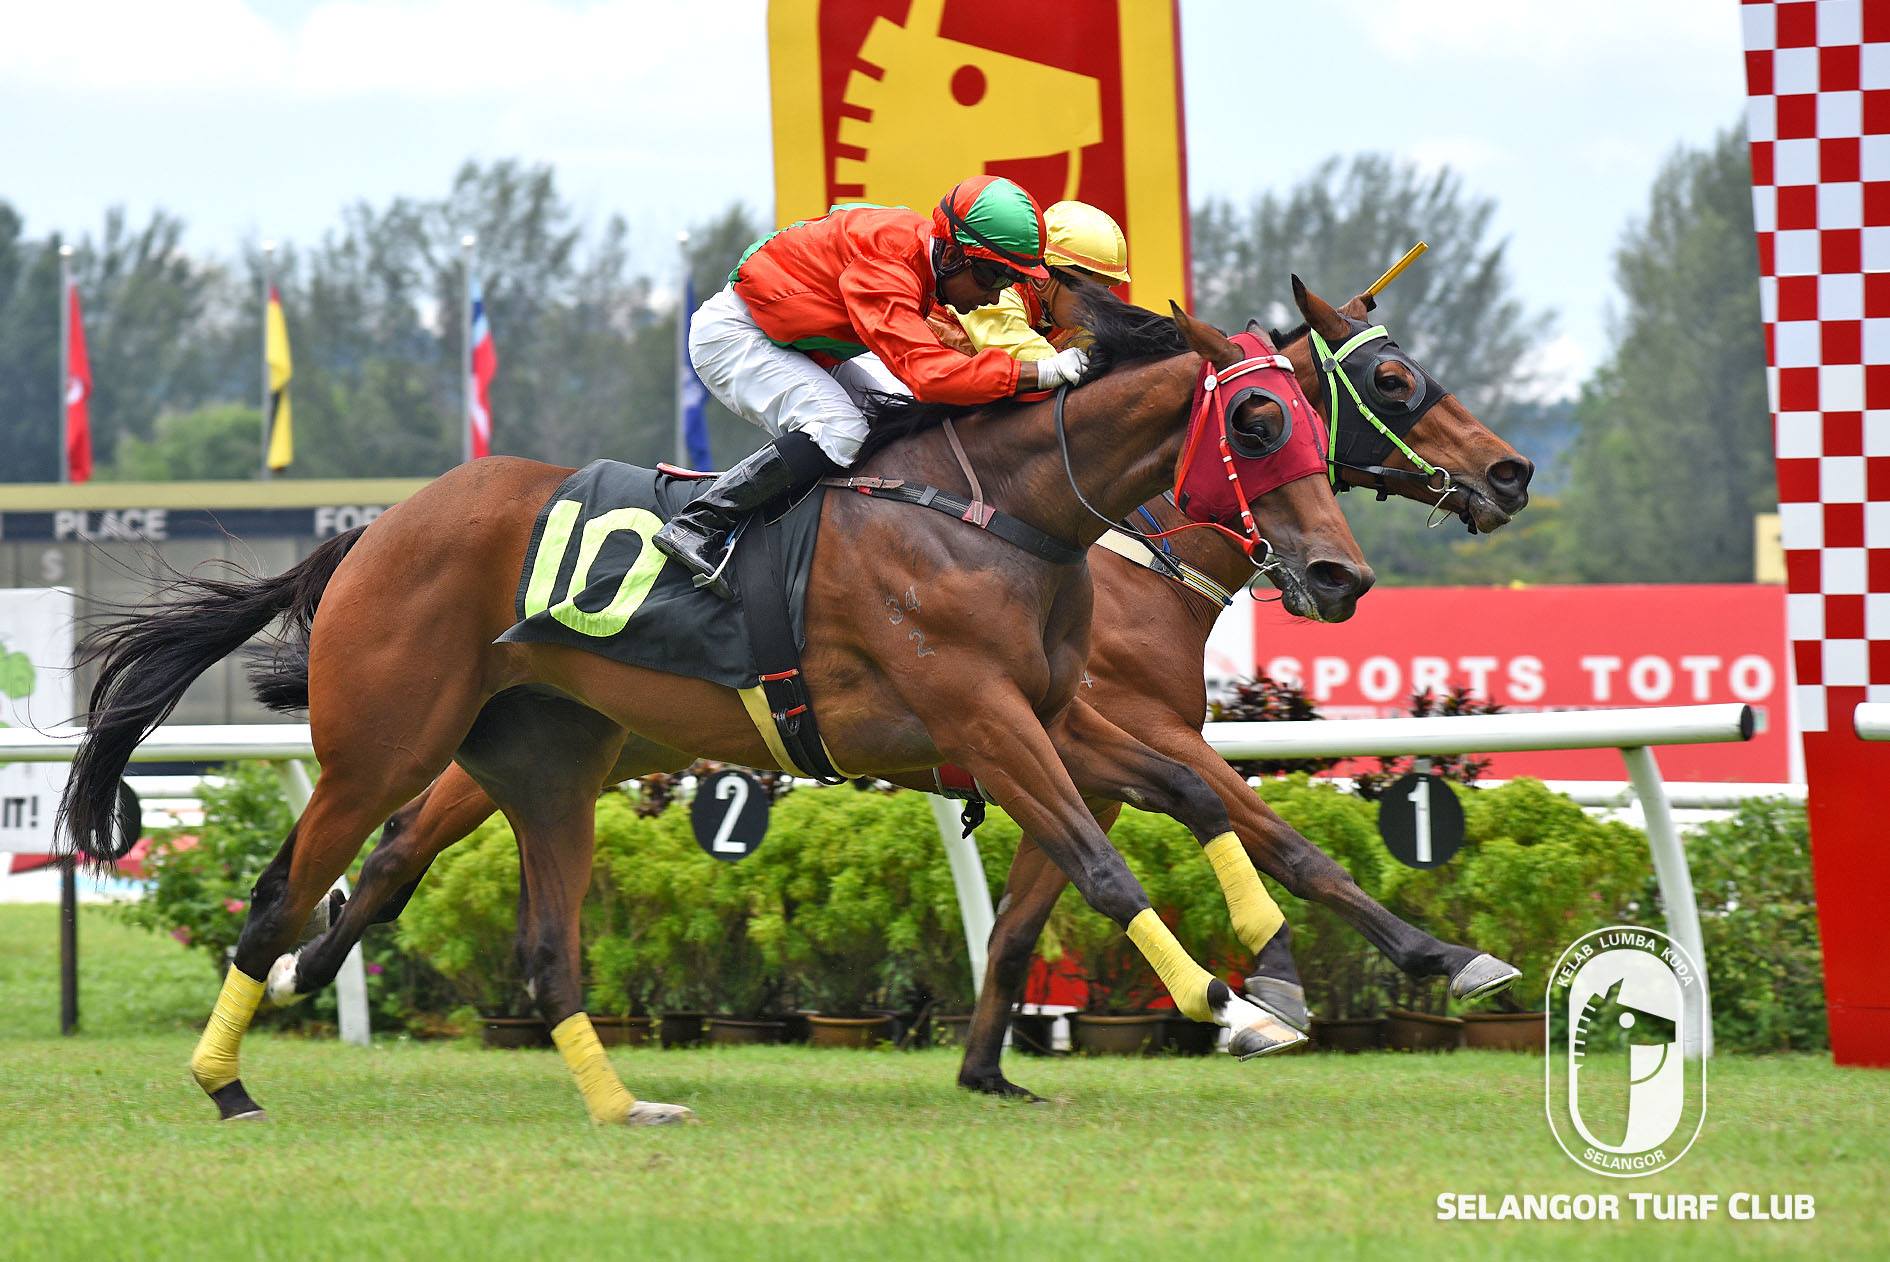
{"left": 1307, "top": 560, "right": 1372, "bottom": 600}
{"left": 1487, "top": 458, "right": 1535, "bottom": 499}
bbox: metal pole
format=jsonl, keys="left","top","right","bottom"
{"left": 260, "top": 241, "right": 275, "bottom": 481}
{"left": 461, "top": 234, "right": 475, "bottom": 465}
{"left": 928, "top": 795, "right": 994, "bottom": 998}
{"left": 57, "top": 244, "right": 72, "bottom": 484}
{"left": 674, "top": 230, "right": 690, "bottom": 465}
{"left": 1620, "top": 744, "right": 1713, "bottom": 1058}
{"left": 272, "top": 760, "right": 370, "bottom": 1047}
{"left": 59, "top": 858, "right": 78, "bottom": 1035}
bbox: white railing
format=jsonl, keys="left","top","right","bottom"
{"left": 0, "top": 723, "right": 368, "bottom": 1047}
{"left": 1854, "top": 702, "right": 1890, "bottom": 740}
{"left": 6, "top": 704, "right": 1760, "bottom": 1057}
{"left": 1204, "top": 703, "right": 1756, "bottom": 1057}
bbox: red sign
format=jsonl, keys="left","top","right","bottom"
{"left": 1252, "top": 585, "right": 1790, "bottom": 782}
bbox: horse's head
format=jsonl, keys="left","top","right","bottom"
{"left": 1170, "top": 305, "right": 1374, "bottom": 623}
{"left": 1283, "top": 276, "right": 1534, "bottom": 534}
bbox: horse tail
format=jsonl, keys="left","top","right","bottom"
{"left": 60, "top": 527, "right": 367, "bottom": 865}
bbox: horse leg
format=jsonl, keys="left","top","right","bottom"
{"left": 956, "top": 800, "right": 1120, "bottom": 1099}
{"left": 266, "top": 763, "right": 500, "bottom": 1005}
{"left": 190, "top": 750, "right": 458, "bottom": 1120}
{"left": 1130, "top": 717, "right": 1520, "bottom": 1008}
{"left": 457, "top": 696, "right": 692, "bottom": 1126}
{"left": 935, "top": 693, "right": 1289, "bottom": 1059}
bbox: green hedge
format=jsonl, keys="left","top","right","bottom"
{"left": 122, "top": 766, "right": 1826, "bottom": 1050}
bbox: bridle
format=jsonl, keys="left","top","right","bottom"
{"left": 1300, "top": 313, "right": 1462, "bottom": 528}
{"left": 1055, "top": 332, "right": 1327, "bottom": 590}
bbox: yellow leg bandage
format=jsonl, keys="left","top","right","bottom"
{"left": 190, "top": 967, "right": 265, "bottom": 1093}
{"left": 551, "top": 1013, "right": 636, "bottom": 1124}
{"left": 1126, "top": 908, "right": 1215, "bottom": 1022}
{"left": 1204, "top": 831, "right": 1285, "bottom": 953}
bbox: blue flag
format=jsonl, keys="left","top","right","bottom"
{"left": 679, "top": 276, "right": 712, "bottom": 469}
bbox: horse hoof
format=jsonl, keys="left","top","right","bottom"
{"left": 1229, "top": 1013, "right": 1309, "bottom": 1061}
{"left": 264, "top": 953, "right": 304, "bottom": 1007}
{"left": 960, "top": 1073, "right": 1044, "bottom": 1102}
{"left": 223, "top": 1108, "right": 268, "bottom": 1122}
{"left": 1451, "top": 953, "right": 1522, "bottom": 1002}
{"left": 1243, "top": 976, "right": 1311, "bottom": 1033}
{"left": 624, "top": 1102, "right": 696, "bottom": 1126}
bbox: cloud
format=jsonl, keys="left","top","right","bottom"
{"left": 1517, "top": 332, "right": 1591, "bottom": 402}
{"left": 1359, "top": 0, "right": 1741, "bottom": 71}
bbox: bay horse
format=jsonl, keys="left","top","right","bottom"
{"left": 234, "top": 279, "right": 1532, "bottom": 1099}
{"left": 62, "top": 295, "right": 1369, "bottom": 1125}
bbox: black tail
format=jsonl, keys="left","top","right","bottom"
{"left": 59, "top": 527, "right": 367, "bottom": 865}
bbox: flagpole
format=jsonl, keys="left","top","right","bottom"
{"left": 260, "top": 240, "right": 275, "bottom": 481}
{"left": 57, "top": 244, "right": 72, "bottom": 485}
{"left": 462, "top": 234, "right": 476, "bottom": 465}
{"left": 674, "top": 230, "right": 690, "bottom": 465}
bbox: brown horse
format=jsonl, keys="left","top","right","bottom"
{"left": 62, "top": 296, "right": 1369, "bottom": 1125}
{"left": 237, "top": 280, "right": 1531, "bottom": 1099}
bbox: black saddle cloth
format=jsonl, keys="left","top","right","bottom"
{"left": 496, "top": 459, "right": 822, "bottom": 689}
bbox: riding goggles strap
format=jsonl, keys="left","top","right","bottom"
{"left": 1309, "top": 324, "right": 1442, "bottom": 487}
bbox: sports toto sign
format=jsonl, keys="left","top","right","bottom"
{"left": 1251, "top": 585, "right": 1790, "bottom": 781}
{"left": 766, "top": 0, "right": 1190, "bottom": 309}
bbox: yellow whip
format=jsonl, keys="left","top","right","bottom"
{"left": 1364, "top": 241, "right": 1428, "bottom": 303}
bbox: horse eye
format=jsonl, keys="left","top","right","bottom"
{"left": 1376, "top": 368, "right": 1409, "bottom": 393}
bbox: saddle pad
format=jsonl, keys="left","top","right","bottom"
{"left": 496, "top": 459, "right": 822, "bottom": 690}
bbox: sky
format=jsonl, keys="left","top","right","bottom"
{"left": 0, "top": 0, "right": 1748, "bottom": 398}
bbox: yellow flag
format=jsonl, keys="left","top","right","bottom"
{"left": 265, "top": 287, "right": 294, "bottom": 471}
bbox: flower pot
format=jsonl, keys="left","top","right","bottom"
{"left": 779, "top": 1012, "right": 811, "bottom": 1045}
{"left": 806, "top": 1014, "right": 895, "bottom": 1048}
{"left": 1160, "top": 1014, "right": 1219, "bottom": 1056}
{"left": 1009, "top": 1012, "right": 1057, "bottom": 1056}
{"left": 1069, "top": 1011, "right": 1164, "bottom": 1056}
{"left": 1383, "top": 1008, "right": 1464, "bottom": 1052}
{"left": 658, "top": 1011, "right": 705, "bottom": 1049}
{"left": 480, "top": 1015, "right": 552, "bottom": 1049}
{"left": 1311, "top": 1016, "right": 1383, "bottom": 1053}
{"left": 931, "top": 1012, "right": 975, "bottom": 1048}
{"left": 1461, "top": 1010, "right": 1546, "bottom": 1053}
{"left": 709, "top": 1015, "right": 786, "bottom": 1046}
{"left": 590, "top": 1015, "right": 653, "bottom": 1048}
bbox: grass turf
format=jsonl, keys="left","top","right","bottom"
{"left": 3, "top": 907, "right": 1886, "bottom": 1260}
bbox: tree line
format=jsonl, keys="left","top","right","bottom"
{"left": 0, "top": 135, "right": 1769, "bottom": 584}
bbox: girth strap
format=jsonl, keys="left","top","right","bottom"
{"left": 731, "top": 501, "right": 848, "bottom": 785}
{"left": 820, "top": 477, "right": 1086, "bottom": 564}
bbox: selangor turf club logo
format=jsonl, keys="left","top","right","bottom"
{"left": 1546, "top": 926, "right": 1706, "bottom": 1178}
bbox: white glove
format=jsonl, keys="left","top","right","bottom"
{"left": 1035, "top": 345, "right": 1090, "bottom": 389}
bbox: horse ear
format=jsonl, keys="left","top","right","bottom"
{"left": 1290, "top": 275, "right": 1350, "bottom": 342}
{"left": 1169, "top": 300, "right": 1240, "bottom": 368}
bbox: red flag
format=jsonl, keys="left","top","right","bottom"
{"left": 65, "top": 283, "right": 92, "bottom": 483}
{"left": 467, "top": 276, "right": 497, "bottom": 459}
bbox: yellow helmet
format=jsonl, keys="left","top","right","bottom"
{"left": 1042, "top": 201, "right": 1130, "bottom": 284}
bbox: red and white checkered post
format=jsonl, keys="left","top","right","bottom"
{"left": 1741, "top": 0, "right": 1890, "bottom": 1066}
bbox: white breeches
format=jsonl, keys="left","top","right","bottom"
{"left": 688, "top": 286, "right": 904, "bottom": 466}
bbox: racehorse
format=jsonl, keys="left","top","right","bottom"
{"left": 61, "top": 292, "right": 1369, "bottom": 1125}
{"left": 232, "top": 278, "right": 1532, "bottom": 1099}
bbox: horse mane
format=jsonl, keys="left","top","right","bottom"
{"left": 851, "top": 285, "right": 1193, "bottom": 465}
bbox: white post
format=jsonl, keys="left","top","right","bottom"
{"left": 272, "top": 760, "right": 371, "bottom": 1048}
{"left": 1620, "top": 744, "right": 1713, "bottom": 1058}
{"left": 928, "top": 794, "right": 994, "bottom": 998}
{"left": 57, "top": 245, "right": 72, "bottom": 484}
{"left": 461, "top": 234, "right": 475, "bottom": 465}
{"left": 259, "top": 241, "right": 275, "bottom": 481}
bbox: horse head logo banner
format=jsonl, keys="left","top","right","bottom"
{"left": 1546, "top": 926, "right": 1708, "bottom": 1178}
{"left": 766, "top": 0, "right": 1190, "bottom": 310}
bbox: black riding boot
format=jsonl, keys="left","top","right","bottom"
{"left": 652, "top": 431, "right": 839, "bottom": 599}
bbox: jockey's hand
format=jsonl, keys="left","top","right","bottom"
{"left": 1027, "top": 345, "right": 1090, "bottom": 391}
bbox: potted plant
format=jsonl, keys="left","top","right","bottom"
{"left": 1254, "top": 776, "right": 1392, "bottom": 1051}
{"left": 1451, "top": 779, "right": 1650, "bottom": 1052}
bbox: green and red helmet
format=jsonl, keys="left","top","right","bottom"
{"left": 933, "top": 176, "right": 1050, "bottom": 281}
